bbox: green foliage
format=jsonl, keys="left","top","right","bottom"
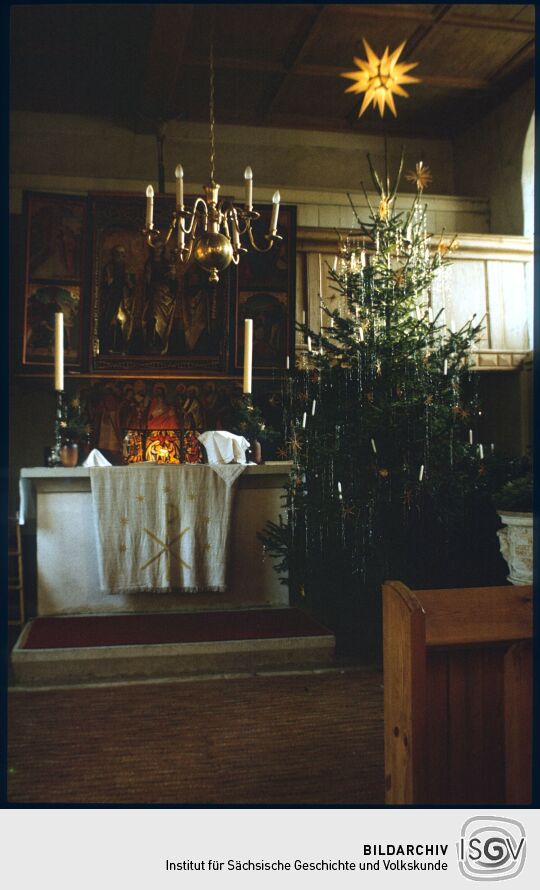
{"left": 493, "top": 472, "right": 533, "bottom": 512}
{"left": 60, "top": 395, "right": 91, "bottom": 442}
{"left": 259, "top": 151, "right": 506, "bottom": 657}
{"left": 230, "top": 394, "right": 278, "bottom": 443}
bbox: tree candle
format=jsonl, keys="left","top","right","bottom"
{"left": 54, "top": 312, "right": 64, "bottom": 391}
{"left": 243, "top": 319, "right": 253, "bottom": 394}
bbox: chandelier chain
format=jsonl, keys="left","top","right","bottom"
{"left": 209, "top": 39, "right": 216, "bottom": 186}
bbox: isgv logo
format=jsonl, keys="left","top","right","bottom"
{"left": 458, "top": 816, "right": 526, "bottom": 881}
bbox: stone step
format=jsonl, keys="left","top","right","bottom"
{"left": 11, "top": 608, "right": 336, "bottom": 686}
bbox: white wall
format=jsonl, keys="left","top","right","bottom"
{"left": 453, "top": 79, "right": 534, "bottom": 236}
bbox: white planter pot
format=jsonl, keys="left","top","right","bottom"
{"left": 496, "top": 511, "right": 533, "bottom": 585}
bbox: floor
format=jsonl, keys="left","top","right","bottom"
{"left": 8, "top": 665, "right": 384, "bottom": 805}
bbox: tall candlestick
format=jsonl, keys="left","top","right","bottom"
{"left": 54, "top": 312, "right": 64, "bottom": 391}
{"left": 145, "top": 184, "right": 154, "bottom": 229}
{"left": 243, "top": 319, "right": 253, "bottom": 394}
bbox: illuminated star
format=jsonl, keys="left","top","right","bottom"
{"left": 342, "top": 502, "right": 356, "bottom": 518}
{"left": 405, "top": 161, "right": 432, "bottom": 192}
{"left": 425, "top": 394, "right": 434, "bottom": 405}
{"left": 276, "top": 446, "right": 289, "bottom": 460}
{"left": 341, "top": 38, "right": 420, "bottom": 118}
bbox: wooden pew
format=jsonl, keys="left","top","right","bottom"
{"left": 382, "top": 581, "right": 533, "bottom": 805}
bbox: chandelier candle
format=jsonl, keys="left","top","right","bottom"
{"left": 54, "top": 312, "right": 64, "bottom": 392}
{"left": 243, "top": 319, "right": 253, "bottom": 394}
{"left": 244, "top": 167, "right": 253, "bottom": 211}
{"left": 175, "top": 165, "right": 185, "bottom": 249}
{"left": 145, "top": 185, "right": 154, "bottom": 229}
{"left": 270, "top": 191, "right": 280, "bottom": 235}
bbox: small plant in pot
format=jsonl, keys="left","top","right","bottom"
{"left": 59, "top": 397, "right": 91, "bottom": 467}
{"left": 230, "top": 396, "right": 278, "bottom": 464}
{"left": 493, "top": 471, "right": 533, "bottom": 585}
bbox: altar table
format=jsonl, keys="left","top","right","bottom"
{"left": 20, "top": 464, "right": 291, "bottom": 616}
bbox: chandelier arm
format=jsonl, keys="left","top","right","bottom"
{"left": 246, "top": 225, "right": 282, "bottom": 254}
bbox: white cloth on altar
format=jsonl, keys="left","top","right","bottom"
{"left": 18, "top": 478, "right": 35, "bottom": 525}
{"left": 83, "top": 448, "right": 112, "bottom": 467}
{"left": 197, "top": 430, "right": 250, "bottom": 464}
{"left": 89, "top": 464, "right": 245, "bottom": 594}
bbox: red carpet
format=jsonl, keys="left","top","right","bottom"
{"left": 21, "top": 608, "right": 333, "bottom": 650}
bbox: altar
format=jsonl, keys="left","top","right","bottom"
{"left": 21, "top": 463, "right": 291, "bottom": 617}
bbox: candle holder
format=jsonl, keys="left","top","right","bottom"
{"left": 47, "top": 391, "right": 65, "bottom": 467}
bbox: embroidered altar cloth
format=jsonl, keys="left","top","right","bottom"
{"left": 89, "top": 464, "right": 245, "bottom": 594}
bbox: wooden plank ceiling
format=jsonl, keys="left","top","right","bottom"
{"left": 10, "top": 3, "right": 535, "bottom": 137}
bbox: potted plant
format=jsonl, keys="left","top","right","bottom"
{"left": 59, "top": 396, "right": 91, "bottom": 466}
{"left": 230, "top": 396, "right": 277, "bottom": 464}
{"left": 493, "top": 472, "right": 533, "bottom": 585}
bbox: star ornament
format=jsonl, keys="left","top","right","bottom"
{"left": 405, "top": 161, "right": 433, "bottom": 192}
{"left": 341, "top": 38, "right": 420, "bottom": 118}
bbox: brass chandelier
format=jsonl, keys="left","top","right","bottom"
{"left": 143, "top": 42, "right": 282, "bottom": 283}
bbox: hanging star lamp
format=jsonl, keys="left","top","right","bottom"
{"left": 341, "top": 38, "right": 420, "bottom": 118}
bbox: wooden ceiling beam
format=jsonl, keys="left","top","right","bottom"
{"left": 260, "top": 5, "right": 327, "bottom": 118}
{"left": 137, "top": 4, "right": 194, "bottom": 128}
{"left": 298, "top": 64, "right": 492, "bottom": 92}
{"left": 334, "top": 4, "right": 534, "bottom": 34}
{"left": 181, "top": 56, "right": 493, "bottom": 92}
{"left": 487, "top": 37, "right": 535, "bottom": 82}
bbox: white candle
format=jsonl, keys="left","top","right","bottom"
{"left": 450, "top": 318, "right": 456, "bottom": 334}
{"left": 311, "top": 399, "right": 316, "bottom": 416}
{"left": 270, "top": 190, "right": 280, "bottom": 233}
{"left": 175, "top": 165, "right": 184, "bottom": 209}
{"left": 302, "top": 310, "right": 306, "bottom": 325}
{"left": 243, "top": 319, "right": 253, "bottom": 394}
{"left": 416, "top": 306, "right": 422, "bottom": 320}
{"left": 145, "top": 184, "right": 154, "bottom": 228}
{"left": 406, "top": 224, "right": 413, "bottom": 242}
{"left": 491, "top": 443, "right": 495, "bottom": 454}
{"left": 371, "top": 438, "right": 377, "bottom": 454}
{"left": 469, "top": 429, "right": 473, "bottom": 445}
{"left": 307, "top": 336, "right": 312, "bottom": 353}
{"left": 54, "top": 312, "right": 64, "bottom": 391}
{"left": 332, "top": 255, "right": 338, "bottom": 272}
{"left": 286, "top": 355, "right": 290, "bottom": 370}
{"left": 318, "top": 253, "right": 323, "bottom": 298}
{"left": 478, "top": 444, "right": 484, "bottom": 459}
{"left": 428, "top": 307, "right": 433, "bottom": 323}
{"left": 359, "top": 326, "right": 364, "bottom": 342}
{"left": 419, "top": 464, "right": 424, "bottom": 482}
{"left": 337, "top": 481, "right": 343, "bottom": 500}
{"left": 444, "top": 359, "right": 448, "bottom": 375}
{"left": 302, "top": 412, "right": 307, "bottom": 429}
{"left": 244, "top": 166, "right": 253, "bottom": 210}
{"left": 361, "top": 249, "right": 366, "bottom": 268}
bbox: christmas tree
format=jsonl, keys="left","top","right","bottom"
{"left": 261, "top": 151, "right": 506, "bottom": 658}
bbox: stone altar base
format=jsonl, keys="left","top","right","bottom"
{"left": 11, "top": 608, "right": 335, "bottom": 687}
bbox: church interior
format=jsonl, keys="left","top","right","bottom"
{"left": 7, "top": 4, "right": 534, "bottom": 806}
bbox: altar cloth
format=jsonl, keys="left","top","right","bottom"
{"left": 89, "top": 464, "right": 245, "bottom": 595}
